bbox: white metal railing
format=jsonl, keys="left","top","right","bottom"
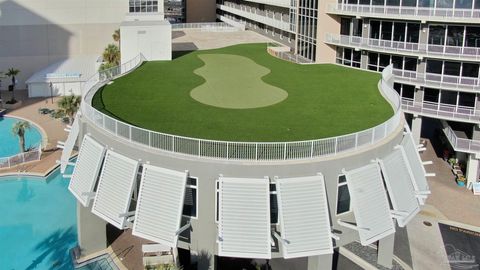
{"left": 401, "top": 97, "right": 480, "bottom": 122}
{"left": 81, "top": 56, "right": 402, "bottom": 161}
{"left": 267, "top": 45, "right": 313, "bottom": 64}
{"left": 443, "top": 125, "right": 480, "bottom": 154}
{"left": 392, "top": 69, "right": 480, "bottom": 91}
{"left": 219, "top": 3, "right": 292, "bottom": 32}
{"left": 325, "top": 34, "right": 480, "bottom": 61}
{"left": 327, "top": 3, "right": 480, "bottom": 21}
{"left": 243, "top": 0, "right": 291, "bottom": 8}
{"left": 0, "top": 147, "right": 42, "bottom": 169}
{"left": 171, "top": 22, "right": 240, "bottom": 31}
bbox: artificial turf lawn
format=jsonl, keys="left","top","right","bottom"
{"left": 191, "top": 54, "right": 288, "bottom": 109}
{"left": 92, "top": 43, "right": 393, "bottom": 142}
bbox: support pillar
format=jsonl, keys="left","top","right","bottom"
{"left": 197, "top": 253, "right": 215, "bottom": 270}
{"left": 377, "top": 233, "right": 395, "bottom": 268}
{"left": 77, "top": 202, "right": 108, "bottom": 256}
{"left": 307, "top": 254, "right": 333, "bottom": 270}
{"left": 411, "top": 115, "right": 422, "bottom": 144}
{"left": 466, "top": 154, "right": 479, "bottom": 189}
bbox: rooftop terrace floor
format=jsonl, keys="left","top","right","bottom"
{"left": 93, "top": 43, "right": 393, "bottom": 142}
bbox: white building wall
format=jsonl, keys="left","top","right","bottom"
{"left": 0, "top": 0, "right": 128, "bottom": 90}
{"left": 121, "top": 21, "right": 172, "bottom": 63}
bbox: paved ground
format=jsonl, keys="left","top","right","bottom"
{"left": 172, "top": 29, "right": 274, "bottom": 51}
{"left": 421, "top": 137, "right": 480, "bottom": 227}
{"left": 0, "top": 90, "right": 68, "bottom": 175}
{"left": 438, "top": 223, "right": 480, "bottom": 270}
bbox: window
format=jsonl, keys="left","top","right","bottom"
{"left": 459, "top": 92, "right": 476, "bottom": 107}
{"left": 406, "top": 23, "right": 420, "bottom": 43}
{"left": 426, "top": 59, "right": 443, "bottom": 74}
{"left": 129, "top": 0, "right": 159, "bottom": 13}
{"left": 341, "top": 18, "right": 351, "bottom": 36}
{"left": 393, "top": 22, "right": 406, "bottom": 42}
{"left": 336, "top": 47, "right": 361, "bottom": 68}
{"left": 401, "top": 84, "right": 415, "bottom": 99}
{"left": 447, "top": 26, "right": 464, "bottom": 47}
{"left": 440, "top": 91, "right": 457, "bottom": 105}
{"left": 444, "top": 61, "right": 461, "bottom": 76}
{"left": 370, "top": 20, "right": 381, "bottom": 39}
{"left": 463, "top": 63, "right": 479, "bottom": 78}
{"left": 424, "top": 88, "right": 440, "bottom": 102}
{"left": 336, "top": 175, "right": 351, "bottom": 215}
{"left": 466, "top": 27, "right": 480, "bottom": 47}
{"left": 183, "top": 177, "right": 197, "bottom": 218}
{"left": 270, "top": 184, "right": 278, "bottom": 224}
{"left": 429, "top": 25, "right": 446, "bottom": 45}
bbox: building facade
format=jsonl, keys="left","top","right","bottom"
{"left": 322, "top": 0, "right": 480, "bottom": 187}
{"left": 215, "top": 0, "right": 480, "bottom": 186}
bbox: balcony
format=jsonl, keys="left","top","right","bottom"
{"left": 243, "top": 0, "right": 291, "bottom": 8}
{"left": 326, "top": 3, "right": 480, "bottom": 23}
{"left": 325, "top": 34, "right": 480, "bottom": 62}
{"left": 442, "top": 124, "right": 480, "bottom": 154}
{"left": 401, "top": 97, "right": 480, "bottom": 123}
{"left": 393, "top": 69, "right": 480, "bottom": 92}
{"left": 218, "top": 3, "right": 292, "bottom": 32}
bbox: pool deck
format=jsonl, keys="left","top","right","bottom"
{"left": 0, "top": 90, "right": 69, "bottom": 176}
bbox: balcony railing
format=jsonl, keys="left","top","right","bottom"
{"left": 327, "top": 3, "right": 480, "bottom": 22}
{"left": 171, "top": 22, "right": 239, "bottom": 31}
{"left": 0, "top": 147, "right": 42, "bottom": 169}
{"left": 401, "top": 97, "right": 480, "bottom": 123}
{"left": 393, "top": 69, "right": 480, "bottom": 91}
{"left": 243, "top": 0, "right": 291, "bottom": 8}
{"left": 219, "top": 3, "right": 292, "bottom": 32}
{"left": 326, "top": 34, "right": 480, "bottom": 61}
{"left": 443, "top": 125, "right": 480, "bottom": 154}
{"left": 80, "top": 56, "right": 403, "bottom": 161}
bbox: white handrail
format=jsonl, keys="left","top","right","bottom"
{"left": 81, "top": 56, "right": 402, "bottom": 161}
{"left": 401, "top": 98, "right": 480, "bottom": 122}
{"left": 443, "top": 125, "right": 480, "bottom": 154}
{"left": 325, "top": 33, "right": 480, "bottom": 61}
{"left": 0, "top": 146, "right": 42, "bottom": 169}
{"left": 328, "top": 3, "right": 480, "bottom": 20}
{"left": 392, "top": 69, "right": 480, "bottom": 90}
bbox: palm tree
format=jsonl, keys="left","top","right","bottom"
{"left": 57, "top": 95, "right": 81, "bottom": 124}
{"left": 102, "top": 44, "right": 120, "bottom": 66}
{"left": 0, "top": 71, "right": 4, "bottom": 100}
{"left": 112, "top": 29, "right": 121, "bottom": 50}
{"left": 12, "top": 120, "right": 31, "bottom": 153}
{"left": 5, "top": 68, "right": 20, "bottom": 102}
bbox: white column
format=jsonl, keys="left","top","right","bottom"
{"left": 308, "top": 254, "right": 333, "bottom": 270}
{"left": 77, "top": 202, "right": 108, "bottom": 257}
{"left": 377, "top": 233, "right": 395, "bottom": 268}
{"left": 411, "top": 115, "right": 422, "bottom": 144}
{"left": 466, "top": 154, "right": 479, "bottom": 189}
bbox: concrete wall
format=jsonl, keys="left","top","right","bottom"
{"left": 0, "top": 0, "right": 128, "bottom": 90}
{"left": 120, "top": 21, "right": 172, "bottom": 63}
{"left": 76, "top": 112, "right": 405, "bottom": 265}
{"left": 315, "top": 0, "right": 340, "bottom": 63}
{"left": 186, "top": 0, "right": 216, "bottom": 22}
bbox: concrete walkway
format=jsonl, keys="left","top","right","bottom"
{"left": 172, "top": 29, "right": 274, "bottom": 51}
{"left": 0, "top": 90, "right": 68, "bottom": 175}
{"left": 421, "top": 138, "right": 480, "bottom": 227}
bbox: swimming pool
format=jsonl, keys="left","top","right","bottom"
{"left": 0, "top": 165, "right": 78, "bottom": 270}
{"left": 0, "top": 116, "right": 43, "bottom": 158}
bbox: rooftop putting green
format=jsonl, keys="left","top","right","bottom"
{"left": 93, "top": 43, "right": 393, "bottom": 142}
{"left": 191, "top": 54, "right": 288, "bottom": 109}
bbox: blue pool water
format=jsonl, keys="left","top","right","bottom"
{"left": 0, "top": 166, "right": 78, "bottom": 270}
{"left": 0, "top": 116, "right": 43, "bottom": 158}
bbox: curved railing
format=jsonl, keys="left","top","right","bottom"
{"left": 0, "top": 147, "right": 42, "bottom": 169}
{"left": 81, "top": 56, "right": 402, "bottom": 161}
